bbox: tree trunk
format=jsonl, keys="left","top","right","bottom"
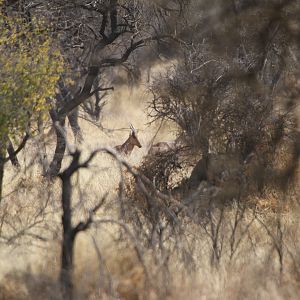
{"left": 59, "top": 173, "right": 75, "bottom": 300}
{"left": 67, "top": 108, "right": 83, "bottom": 144}
{"left": 0, "top": 137, "right": 8, "bottom": 202}
{"left": 7, "top": 139, "right": 20, "bottom": 168}
{"left": 37, "top": 114, "right": 49, "bottom": 173}
{"left": 46, "top": 115, "right": 66, "bottom": 177}
{"left": 188, "top": 156, "right": 209, "bottom": 190}
{"left": 0, "top": 155, "right": 4, "bottom": 202}
{"left": 57, "top": 150, "right": 103, "bottom": 299}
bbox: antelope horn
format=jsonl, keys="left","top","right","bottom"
{"left": 129, "top": 123, "right": 135, "bottom": 133}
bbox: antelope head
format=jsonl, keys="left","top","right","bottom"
{"left": 129, "top": 124, "right": 142, "bottom": 148}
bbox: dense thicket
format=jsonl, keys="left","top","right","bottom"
{"left": 125, "top": 2, "right": 300, "bottom": 286}
{"left": 146, "top": 0, "right": 299, "bottom": 197}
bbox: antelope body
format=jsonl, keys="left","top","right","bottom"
{"left": 148, "top": 141, "right": 177, "bottom": 155}
{"left": 115, "top": 124, "right": 142, "bottom": 156}
{"left": 148, "top": 134, "right": 187, "bottom": 155}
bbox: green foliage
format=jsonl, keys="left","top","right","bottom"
{"left": 0, "top": 6, "right": 64, "bottom": 147}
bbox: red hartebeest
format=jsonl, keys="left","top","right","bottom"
{"left": 148, "top": 141, "right": 177, "bottom": 155}
{"left": 115, "top": 124, "right": 142, "bottom": 155}
{"left": 148, "top": 134, "right": 186, "bottom": 155}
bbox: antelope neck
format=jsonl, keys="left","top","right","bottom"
{"left": 121, "top": 136, "right": 135, "bottom": 155}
